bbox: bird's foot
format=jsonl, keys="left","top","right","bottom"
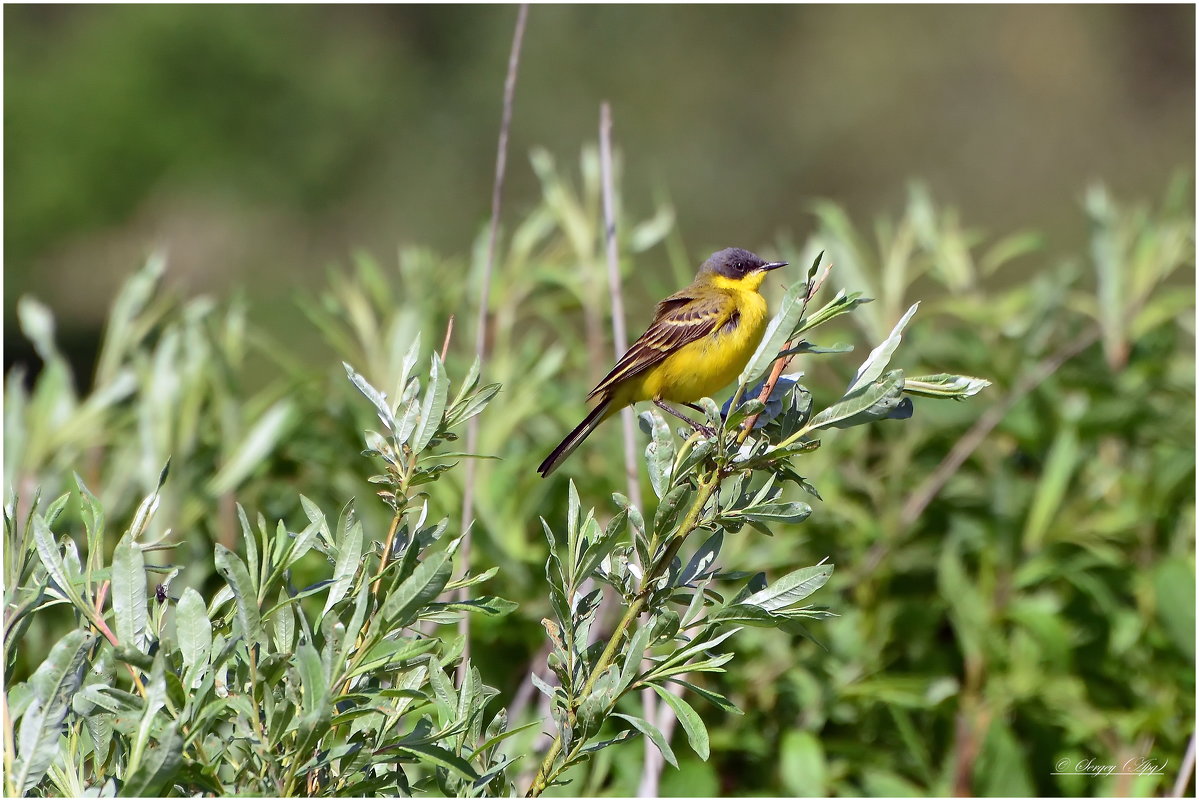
{"left": 654, "top": 400, "right": 717, "bottom": 439}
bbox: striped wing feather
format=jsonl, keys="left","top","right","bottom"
{"left": 588, "top": 290, "right": 731, "bottom": 399}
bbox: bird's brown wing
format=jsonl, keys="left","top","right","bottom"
{"left": 588, "top": 289, "right": 734, "bottom": 400}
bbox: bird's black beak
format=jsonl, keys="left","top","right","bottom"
{"left": 762, "top": 261, "right": 788, "bottom": 271}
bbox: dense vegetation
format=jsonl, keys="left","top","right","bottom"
{"left": 4, "top": 150, "right": 1194, "bottom": 795}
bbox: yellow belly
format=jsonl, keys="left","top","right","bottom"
{"left": 615, "top": 289, "right": 769, "bottom": 406}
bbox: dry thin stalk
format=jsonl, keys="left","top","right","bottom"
{"left": 738, "top": 258, "right": 832, "bottom": 438}
{"left": 1171, "top": 734, "right": 1196, "bottom": 797}
{"left": 457, "top": 3, "right": 529, "bottom": 684}
{"left": 598, "top": 101, "right": 662, "bottom": 797}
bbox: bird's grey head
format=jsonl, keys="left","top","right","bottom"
{"left": 701, "top": 247, "right": 788, "bottom": 280}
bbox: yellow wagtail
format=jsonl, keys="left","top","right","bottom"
{"left": 538, "top": 247, "right": 787, "bottom": 477}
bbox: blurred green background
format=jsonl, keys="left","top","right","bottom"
{"left": 3, "top": 4, "right": 1194, "bottom": 374}
{"left": 4, "top": 4, "right": 1195, "bottom": 798}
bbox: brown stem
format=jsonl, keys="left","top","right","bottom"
{"left": 371, "top": 513, "right": 403, "bottom": 597}
{"left": 439, "top": 314, "right": 455, "bottom": 362}
{"left": 737, "top": 260, "right": 833, "bottom": 439}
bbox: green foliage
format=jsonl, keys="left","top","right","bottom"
{"left": 4, "top": 341, "right": 516, "bottom": 795}
{"left": 3, "top": 158, "right": 1192, "bottom": 797}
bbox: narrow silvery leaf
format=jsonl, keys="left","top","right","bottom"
{"left": 74, "top": 473, "right": 105, "bottom": 575}
{"left": 651, "top": 685, "right": 710, "bottom": 760}
{"left": 394, "top": 377, "right": 423, "bottom": 446}
{"left": 120, "top": 726, "right": 182, "bottom": 797}
{"left": 741, "top": 564, "right": 834, "bottom": 612}
{"left": 32, "top": 515, "right": 82, "bottom": 609}
{"left": 214, "top": 545, "right": 261, "bottom": 643}
{"left": 208, "top": 399, "right": 296, "bottom": 495}
{"left": 808, "top": 370, "right": 906, "bottom": 431}
{"left": 613, "top": 713, "right": 678, "bottom": 768}
{"left": 300, "top": 494, "right": 333, "bottom": 553}
{"left": 741, "top": 502, "right": 812, "bottom": 524}
{"left": 739, "top": 280, "right": 808, "bottom": 387}
{"left": 643, "top": 410, "right": 675, "bottom": 500}
{"left": 128, "top": 656, "right": 169, "bottom": 778}
{"left": 394, "top": 332, "right": 423, "bottom": 409}
{"left": 682, "top": 530, "right": 724, "bottom": 585}
{"left": 126, "top": 488, "right": 161, "bottom": 544}
{"left": 618, "top": 625, "right": 653, "bottom": 692}
{"left": 272, "top": 591, "right": 295, "bottom": 653}
{"left": 319, "top": 513, "right": 362, "bottom": 623}
{"left": 176, "top": 587, "right": 211, "bottom": 690}
{"left": 112, "top": 542, "right": 148, "bottom": 652}
{"left": 284, "top": 511, "right": 321, "bottom": 570}
{"left": 449, "top": 355, "right": 482, "bottom": 410}
{"left": 846, "top": 303, "right": 919, "bottom": 394}
{"left": 344, "top": 361, "right": 397, "bottom": 432}
{"left": 903, "top": 373, "right": 991, "bottom": 399}
{"left": 381, "top": 547, "right": 453, "bottom": 627}
{"left": 17, "top": 297, "right": 58, "bottom": 361}
{"left": 14, "top": 630, "right": 91, "bottom": 793}
{"left": 411, "top": 354, "right": 450, "bottom": 452}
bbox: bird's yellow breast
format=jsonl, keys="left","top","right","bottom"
{"left": 619, "top": 284, "right": 769, "bottom": 405}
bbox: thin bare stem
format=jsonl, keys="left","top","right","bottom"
{"left": 458, "top": 3, "right": 529, "bottom": 684}
{"left": 1171, "top": 733, "right": 1196, "bottom": 797}
{"left": 599, "top": 102, "right": 642, "bottom": 514}
{"left": 440, "top": 314, "right": 455, "bottom": 362}
{"left": 598, "top": 101, "right": 661, "bottom": 797}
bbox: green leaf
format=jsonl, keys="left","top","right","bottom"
{"left": 975, "top": 719, "right": 1034, "bottom": 796}
{"left": 740, "top": 278, "right": 809, "bottom": 387}
{"left": 213, "top": 545, "right": 261, "bottom": 643}
{"left": 1022, "top": 419, "right": 1080, "bottom": 553}
{"left": 381, "top": 544, "right": 454, "bottom": 627}
{"left": 651, "top": 685, "right": 710, "bottom": 760}
{"left": 127, "top": 655, "right": 169, "bottom": 781}
{"left": 779, "top": 729, "right": 827, "bottom": 796}
{"left": 613, "top": 713, "right": 677, "bottom": 768}
{"left": 903, "top": 373, "right": 991, "bottom": 400}
{"left": 120, "top": 727, "right": 183, "bottom": 797}
{"left": 846, "top": 303, "right": 918, "bottom": 393}
{"left": 427, "top": 595, "right": 518, "bottom": 618}
{"left": 14, "top": 630, "right": 92, "bottom": 793}
{"left": 344, "top": 361, "right": 397, "bottom": 432}
{"left": 740, "top": 564, "right": 833, "bottom": 612}
{"left": 32, "top": 515, "right": 83, "bottom": 610}
{"left": 643, "top": 410, "right": 676, "bottom": 499}
{"left": 391, "top": 743, "right": 479, "bottom": 780}
{"left": 320, "top": 511, "right": 363, "bottom": 624}
{"left": 808, "top": 369, "right": 905, "bottom": 431}
{"left": 682, "top": 529, "right": 723, "bottom": 585}
{"left": 411, "top": 354, "right": 450, "bottom": 452}
{"left": 112, "top": 541, "right": 148, "bottom": 652}
{"left": 1154, "top": 557, "right": 1195, "bottom": 662}
{"left": 176, "top": 587, "right": 212, "bottom": 690}
{"left": 296, "top": 641, "right": 331, "bottom": 752}
{"left": 740, "top": 502, "right": 812, "bottom": 525}
{"left": 208, "top": 399, "right": 296, "bottom": 495}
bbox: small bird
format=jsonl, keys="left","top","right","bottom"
{"left": 538, "top": 247, "right": 787, "bottom": 476}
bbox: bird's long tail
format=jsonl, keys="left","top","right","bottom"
{"left": 537, "top": 397, "right": 613, "bottom": 477}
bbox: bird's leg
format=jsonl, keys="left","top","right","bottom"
{"left": 654, "top": 399, "right": 716, "bottom": 438}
